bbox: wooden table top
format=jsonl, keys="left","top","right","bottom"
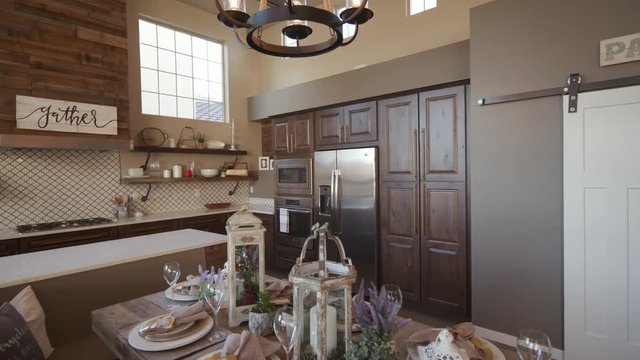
{"left": 91, "top": 291, "right": 432, "bottom": 360}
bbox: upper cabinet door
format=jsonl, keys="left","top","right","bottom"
{"left": 315, "top": 106, "right": 344, "bottom": 149}
{"left": 291, "top": 112, "right": 314, "bottom": 153}
{"left": 273, "top": 117, "right": 290, "bottom": 156}
{"left": 379, "top": 94, "right": 419, "bottom": 182}
{"left": 344, "top": 101, "right": 377, "bottom": 144}
{"left": 419, "top": 86, "right": 466, "bottom": 182}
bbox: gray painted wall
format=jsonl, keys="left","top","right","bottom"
{"left": 247, "top": 41, "right": 470, "bottom": 120}
{"left": 470, "top": 0, "right": 640, "bottom": 348}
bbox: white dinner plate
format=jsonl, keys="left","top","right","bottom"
{"left": 128, "top": 315, "right": 213, "bottom": 351}
{"left": 164, "top": 282, "right": 199, "bottom": 302}
{"left": 195, "top": 349, "right": 280, "bottom": 360}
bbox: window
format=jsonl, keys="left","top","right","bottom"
{"left": 338, "top": 8, "right": 356, "bottom": 39}
{"left": 408, "top": 0, "right": 437, "bottom": 16}
{"left": 139, "top": 19, "right": 226, "bottom": 122}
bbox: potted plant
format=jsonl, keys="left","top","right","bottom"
{"left": 248, "top": 291, "right": 275, "bottom": 336}
{"left": 346, "top": 282, "right": 411, "bottom": 360}
{"left": 195, "top": 132, "right": 205, "bottom": 149}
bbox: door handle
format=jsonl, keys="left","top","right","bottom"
{"left": 421, "top": 128, "right": 426, "bottom": 181}
{"left": 334, "top": 169, "right": 342, "bottom": 235}
{"left": 414, "top": 129, "right": 418, "bottom": 180}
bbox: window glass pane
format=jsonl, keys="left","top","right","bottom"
{"left": 159, "top": 95, "right": 177, "bottom": 116}
{"left": 140, "top": 68, "right": 158, "bottom": 92}
{"left": 194, "top": 79, "right": 208, "bottom": 101}
{"left": 195, "top": 100, "right": 210, "bottom": 120}
{"left": 210, "top": 102, "right": 224, "bottom": 121}
{"left": 208, "top": 62, "right": 223, "bottom": 83}
{"left": 177, "top": 97, "right": 194, "bottom": 119}
{"left": 140, "top": 44, "right": 158, "bottom": 69}
{"left": 177, "top": 75, "right": 193, "bottom": 98}
{"left": 157, "top": 25, "right": 175, "bottom": 51}
{"left": 175, "top": 32, "right": 192, "bottom": 55}
{"left": 207, "top": 41, "right": 222, "bottom": 62}
{"left": 425, "top": 0, "right": 437, "bottom": 10}
{"left": 192, "top": 37, "right": 207, "bottom": 59}
{"left": 139, "top": 20, "right": 157, "bottom": 46}
{"left": 176, "top": 53, "right": 193, "bottom": 76}
{"left": 159, "top": 72, "right": 176, "bottom": 95}
{"left": 141, "top": 92, "right": 159, "bottom": 115}
{"left": 158, "top": 49, "right": 176, "bottom": 73}
{"left": 209, "top": 82, "right": 223, "bottom": 102}
{"left": 193, "top": 57, "right": 208, "bottom": 80}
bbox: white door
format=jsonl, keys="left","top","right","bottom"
{"left": 564, "top": 85, "right": 640, "bottom": 359}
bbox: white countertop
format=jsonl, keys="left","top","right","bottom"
{"left": 0, "top": 229, "right": 226, "bottom": 289}
{"left": 0, "top": 203, "right": 274, "bottom": 241}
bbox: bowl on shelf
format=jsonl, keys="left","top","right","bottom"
{"left": 200, "top": 169, "right": 219, "bottom": 178}
{"left": 205, "top": 140, "right": 225, "bottom": 150}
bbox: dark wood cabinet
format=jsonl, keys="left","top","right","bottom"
{"left": 380, "top": 182, "right": 421, "bottom": 303}
{"left": 273, "top": 113, "right": 314, "bottom": 156}
{"left": 420, "top": 182, "right": 467, "bottom": 318}
{"left": 378, "top": 94, "right": 419, "bottom": 182}
{"left": 315, "top": 101, "right": 377, "bottom": 150}
{"left": 20, "top": 227, "right": 118, "bottom": 253}
{"left": 118, "top": 219, "right": 179, "bottom": 238}
{"left": 0, "top": 239, "right": 19, "bottom": 256}
{"left": 419, "top": 86, "right": 466, "bottom": 182}
{"left": 179, "top": 214, "right": 227, "bottom": 234}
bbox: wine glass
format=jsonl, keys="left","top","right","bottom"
{"left": 516, "top": 329, "right": 553, "bottom": 360}
{"left": 381, "top": 284, "right": 403, "bottom": 307}
{"left": 203, "top": 282, "right": 229, "bottom": 343}
{"left": 163, "top": 262, "right": 181, "bottom": 310}
{"left": 273, "top": 306, "right": 298, "bottom": 360}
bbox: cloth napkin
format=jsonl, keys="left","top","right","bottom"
{"left": 139, "top": 301, "right": 209, "bottom": 337}
{"left": 404, "top": 322, "right": 494, "bottom": 360}
{"left": 221, "top": 330, "right": 280, "bottom": 360}
{"left": 265, "top": 278, "right": 290, "bottom": 297}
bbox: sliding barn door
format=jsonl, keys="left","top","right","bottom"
{"left": 564, "top": 85, "right": 640, "bottom": 359}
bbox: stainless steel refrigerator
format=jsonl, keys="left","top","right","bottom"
{"left": 314, "top": 148, "right": 378, "bottom": 285}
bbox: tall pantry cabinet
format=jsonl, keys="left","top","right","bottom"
{"left": 379, "top": 85, "right": 468, "bottom": 319}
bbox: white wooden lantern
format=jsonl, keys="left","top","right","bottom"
{"left": 289, "top": 223, "right": 357, "bottom": 359}
{"left": 226, "top": 206, "right": 266, "bottom": 327}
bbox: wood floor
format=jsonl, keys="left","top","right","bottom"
{"left": 398, "top": 307, "right": 518, "bottom": 360}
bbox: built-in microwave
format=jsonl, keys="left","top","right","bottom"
{"left": 274, "top": 158, "right": 312, "bottom": 196}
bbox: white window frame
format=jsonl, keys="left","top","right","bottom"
{"left": 408, "top": 0, "right": 438, "bottom": 16}
{"left": 138, "top": 18, "right": 228, "bottom": 123}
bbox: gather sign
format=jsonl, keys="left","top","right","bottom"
{"left": 600, "top": 32, "right": 640, "bottom": 67}
{"left": 16, "top": 95, "right": 118, "bottom": 135}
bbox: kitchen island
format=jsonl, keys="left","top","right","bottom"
{"left": 0, "top": 229, "right": 227, "bottom": 360}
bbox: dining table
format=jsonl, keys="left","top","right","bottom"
{"left": 91, "top": 289, "right": 434, "bottom": 360}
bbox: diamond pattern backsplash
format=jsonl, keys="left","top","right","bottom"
{"left": 0, "top": 149, "right": 250, "bottom": 229}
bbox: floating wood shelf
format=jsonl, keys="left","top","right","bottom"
{"left": 132, "top": 146, "right": 248, "bottom": 156}
{"left": 121, "top": 175, "right": 257, "bottom": 185}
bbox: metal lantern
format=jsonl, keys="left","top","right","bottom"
{"left": 226, "top": 206, "right": 266, "bottom": 327}
{"left": 289, "top": 223, "right": 357, "bottom": 359}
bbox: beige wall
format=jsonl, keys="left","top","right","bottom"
{"left": 256, "top": 0, "right": 491, "bottom": 93}
{"left": 122, "top": 0, "right": 263, "bottom": 173}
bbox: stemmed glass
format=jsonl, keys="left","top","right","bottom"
{"left": 381, "top": 284, "right": 403, "bottom": 307}
{"left": 273, "top": 306, "right": 298, "bottom": 360}
{"left": 516, "top": 329, "right": 553, "bottom": 360}
{"left": 203, "top": 282, "right": 229, "bottom": 343}
{"left": 162, "top": 262, "right": 181, "bottom": 310}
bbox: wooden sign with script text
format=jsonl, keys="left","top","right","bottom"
{"left": 16, "top": 95, "right": 118, "bottom": 135}
{"left": 600, "top": 32, "right": 640, "bottom": 66}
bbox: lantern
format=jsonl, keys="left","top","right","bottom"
{"left": 289, "top": 223, "right": 357, "bottom": 359}
{"left": 226, "top": 206, "right": 266, "bottom": 327}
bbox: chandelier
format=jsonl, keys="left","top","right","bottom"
{"left": 214, "top": 0, "right": 374, "bottom": 58}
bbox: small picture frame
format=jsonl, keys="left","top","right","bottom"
{"left": 259, "top": 156, "right": 270, "bottom": 171}
{"left": 269, "top": 159, "right": 274, "bottom": 170}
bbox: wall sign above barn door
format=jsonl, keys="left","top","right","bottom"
{"left": 600, "top": 32, "right": 640, "bottom": 67}
{"left": 16, "top": 95, "right": 118, "bottom": 135}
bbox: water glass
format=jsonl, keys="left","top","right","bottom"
{"left": 273, "top": 306, "right": 298, "bottom": 360}
{"left": 516, "top": 329, "right": 553, "bottom": 360}
{"left": 203, "top": 282, "right": 229, "bottom": 343}
{"left": 162, "top": 262, "right": 181, "bottom": 309}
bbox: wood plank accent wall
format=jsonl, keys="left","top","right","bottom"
{"left": 0, "top": 0, "right": 129, "bottom": 139}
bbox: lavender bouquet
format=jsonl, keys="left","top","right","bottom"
{"left": 193, "top": 264, "right": 224, "bottom": 300}
{"left": 347, "top": 281, "right": 411, "bottom": 360}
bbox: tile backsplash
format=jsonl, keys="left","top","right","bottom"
{"left": 0, "top": 149, "right": 249, "bottom": 229}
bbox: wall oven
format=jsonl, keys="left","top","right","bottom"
{"left": 274, "top": 196, "right": 315, "bottom": 264}
{"left": 274, "top": 158, "right": 312, "bottom": 196}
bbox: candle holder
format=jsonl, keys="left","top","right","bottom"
{"left": 289, "top": 223, "right": 357, "bottom": 359}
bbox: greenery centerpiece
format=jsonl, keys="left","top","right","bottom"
{"left": 248, "top": 291, "right": 276, "bottom": 336}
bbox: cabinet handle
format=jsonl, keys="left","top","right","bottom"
{"left": 414, "top": 129, "right": 418, "bottom": 180}
{"left": 421, "top": 128, "right": 426, "bottom": 181}
{"left": 344, "top": 124, "right": 349, "bottom": 142}
{"left": 339, "top": 125, "right": 343, "bottom": 143}
{"left": 289, "top": 133, "right": 294, "bottom": 153}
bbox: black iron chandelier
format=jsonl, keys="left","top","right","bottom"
{"left": 214, "top": 0, "right": 374, "bottom": 58}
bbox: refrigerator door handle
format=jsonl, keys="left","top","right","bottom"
{"left": 334, "top": 169, "right": 342, "bottom": 234}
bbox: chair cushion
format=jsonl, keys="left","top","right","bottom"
{"left": 9, "top": 286, "right": 54, "bottom": 358}
{"left": 0, "top": 302, "right": 45, "bottom": 360}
